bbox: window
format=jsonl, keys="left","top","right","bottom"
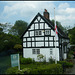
{"left": 35, "top": 30, "right": 42, "bottom": 35}
{"left": 32, "top": 49, "right": 36, "bottom": 54}
{"left": 32, "top": 49, "right": 40, "bottom": 54}
{"left": 50, "top": 49, "right": 53, "bottom": 55}
{"left": 37, "top": 49, "right": 40, "bottom": 54}
{"left": 45, "top": 30, "right": 50, "bottom": 35}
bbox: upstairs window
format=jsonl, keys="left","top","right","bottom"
{"left": 35, "top": 30, "right": 42, "bottom": 36}
{"left": 45, "top": 30, "right": 50, "bottom": 35}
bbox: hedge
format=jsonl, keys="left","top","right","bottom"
{"left": 58, "top": 61, "right": 73, "bottom": 68}
{"left": 6, "top": 64, "right": 63, "bottom": 74}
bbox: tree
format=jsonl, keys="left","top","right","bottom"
{"left": 51, "top": 19, "right": 67, "bottom": 34}
{"left": 14, "top": 44, "right": 22, "bottom": 52}
{"left": 0, "top": 33, "right": 22, "bottom": 52}
{"left": 0, "top": 23, "right": 12, "bottom": 33}
{"left": 68, "top": 27, "right": 75, "bottom": 44}
{"left": 9, "top": 20, "right": 28, "bottom": 36}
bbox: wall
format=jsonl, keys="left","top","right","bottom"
{"left": 23, "top": 48, "right": 59, "bottom": 62}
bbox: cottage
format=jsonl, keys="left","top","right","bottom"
{"left": 21, "top": 9, "right": 70, "bottom": 62}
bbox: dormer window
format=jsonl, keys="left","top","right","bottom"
{"left": 45, "top": 30, "right": 50, "bottom": 35}
{"left": 35, "top": 30, "right": 42, "bottom": 36}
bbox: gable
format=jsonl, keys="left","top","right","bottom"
{"left": 21, "top": 13, "right": 56, "bottom": 38}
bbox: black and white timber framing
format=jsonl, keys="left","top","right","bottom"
{"left": 21, "top": 10, "right": 70, "bottom": 61}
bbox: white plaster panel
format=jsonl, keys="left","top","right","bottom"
{"left": 30, "top": 31, "right": 34, "bottom": 36}
{"left": 36, "top": 37, "right": 44, "bottom": 41}
{"left": 23, "top": 32, "right": 28, "bottom": 37}
{"left": 23, "top": 38, "right": 26, "bottom": 41}
{"left": 23, "top": 43, "right": 26, "bottom": 47}
{"left": 27, "top": 42, "right": 31, "bottom": 47}
{"left": 37, "top": 16, "right": 41, "bottom": 21}
{"left": 32, "top": 42, "right": 34, "bottom": 47}
{"left": 36, "top": 42, "right": 44, "bottom": 47}
{"left": 32, "top": 38, "right": 34, "bottom": 41}
{"left": 49, "top": 37, "right": 53, "bottom": 40}
{"left": 49, "top": 42, "right": 53, "bottom": 46}
{"left": 27, "top": 38, "right": 31, "bottom": 41}
{"left": 34, "top": 19, "right": 38, "bottom": 22}
{"left": 35, "top": 24, "right": 38, "bottom": 29}
{"left": 51, "top": 30, "right": 55, "bottom": 36}
{"left": 40, "top": 19, "right": 44, "bottom": 22}
{"left": 45, "top": 23, "right": 51, "bottom": 29}
{"left": 45, "top": 42, "right": 48, "bottom": 46}
{"left": 23, "top": 48, "right": 59, "bottom": 62}
{"left": 40, "top": 23, "right": 43, "bottom": 29}
{"left": 45, "top": 37, "right": 48, "bottom": 40}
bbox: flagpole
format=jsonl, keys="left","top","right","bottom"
{"left": 54, "top": 8, "right": 57, "bottom": 64}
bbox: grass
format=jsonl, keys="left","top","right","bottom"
{"left": 0, "top": 55, "right": 11, "bottom": 74}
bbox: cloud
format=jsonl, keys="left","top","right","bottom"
{"left": 0, "top": 1, "right": 75, "bottom": 28}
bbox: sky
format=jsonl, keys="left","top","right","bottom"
{"left": 0, "top": 1, "right": 75, "bottom": 28}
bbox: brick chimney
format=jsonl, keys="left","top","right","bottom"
{"left": 43, "top": 9, "right": 49, "bottom": 19}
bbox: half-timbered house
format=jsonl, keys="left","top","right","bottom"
{"left": 21, "top": 9, "right": 70, "bottom": 62}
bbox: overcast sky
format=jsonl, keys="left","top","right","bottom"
{"left": 0, "top": 1, "right": 75, "bottom": 28}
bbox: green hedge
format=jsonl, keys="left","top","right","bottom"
{"left": 20, "top": 57, "right": 33, "bottom": 64}
{"left": 58, "top": 61, "right": 73, "bottom": 68}
{"left": 6, "top": 64, "right": 63, "bottom": 74}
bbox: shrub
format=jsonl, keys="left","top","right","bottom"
{"left": 48, "top": 57, "right": 55, "bottom": 64}
{"left": 16, "top": 68, "right": 31, "bottom": 74}
{"left": 6, "top": 64, "right": 63, "bottom": 74}
{"left": 58, "top": 61, "right": 73, "bottom": 68}
{"left": 5, "top": 67, "right": 18, "bottom": 74}
{"left": 20, "top": 57, "right": 33, "bottom": 64}
{"left": 37, "top": 54, "right": 44, "bottom": 62}
{"left": 30, "top": 64, "right": 63, "bottom": 74}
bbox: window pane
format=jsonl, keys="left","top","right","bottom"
{"left": 32, "top": 49, "right": 35, "bottom": 54}
{"left": 35, "top": 31, "right": 38, "bottom": 35}
{"left": 39, "top": 31, "right": 42, "bottom": 35}
{"left": 37, "top": 49, "right": 40, "bottom": 54}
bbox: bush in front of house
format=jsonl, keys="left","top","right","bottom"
{"left": 5, "top": 67, "right": 18, "bottom": 74}
{"left": 48, "top": 57, "right": 55, "bottom": 64}
{"left": 20, "top": 57, "right": 33, "bottom": 64}
{"left": 16, "top": 64, "right": 63, "bottom": 74}
{"left": 58, "top": 61, "right": 73, "bottom": 68}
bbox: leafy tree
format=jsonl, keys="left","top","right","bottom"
{"left": 14, "top": 44, "right": 22, "bottom": 52}
{"left": 0, "top": 33, "right": 22, "bottom": 52}
{"left": 68, "top": 27, "right": 75, "bottom": 44}
{"left": 0, "top": 23, "right": 12, "bottom": 33}
{"left": 9, "top": 20, "right": 28, "bottom": 36}
{"left": 51, "top": 19, "right": 67, "bottom": 34}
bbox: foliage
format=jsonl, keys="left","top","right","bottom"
{"left": 0, "top": 32, "right": 22, "bottom": 52}
{"left": 37, "top": 54, "right": 44, "bottom": 62}
{"left": 20, "top": 57, "right": 33, "bottom": 64}
{"left": 48, "top": 57, "right": 55, "bottom": 64}
{"left": 5, "top": 67, "right": 18, "bottom": 74}
{"left": 14, "top": 44, "right": 22, "bottom": 52}
{"left": 51, "top": 19, "right": 67, "bottom": 34}
{"left": 68, "top": 27, "right": 75, "bottom": 44}
{"left": 6, "top": 64, "right": 63, "bottom": 74}
{"left": 8, "top": 20, "right": 28, "bottom": 36}
{"left": 58, "top": 61, "right": 73, "bottom": 68}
